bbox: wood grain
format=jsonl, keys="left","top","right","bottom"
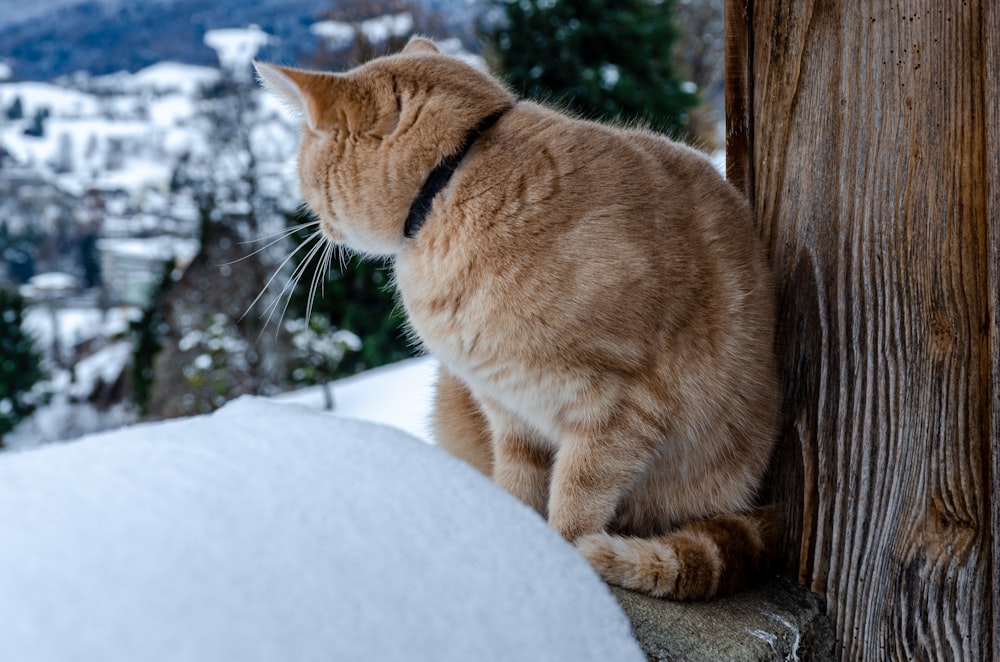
{"left": 985, "top": 0, "right": 1000, "bottom": 659}
{"left": 726, "top": 1, "right": 996, "bottom": 659}
{"left": 723, "top": 0, "right": 753, "bottom": 205}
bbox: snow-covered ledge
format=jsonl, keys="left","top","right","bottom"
{"left": 3, "top": 360, "right": 835, "bottom": 661}
{"left": 1, "top": 397, "right": 643, "bottom": 661}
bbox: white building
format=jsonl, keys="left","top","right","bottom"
{"left": 98, "top": 236, "right": 198, "bottom": 306}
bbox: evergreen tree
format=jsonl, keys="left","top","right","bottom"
{"left": 491, "top": 0, "right": 697, "bottom": 134}
{"left": 0, "top": 289, "right": 45, "bottom": 446}
{"left": 79, "top": 232, "right": 102, "bottom": 289}
{"left": 130, "top": 263, "right": 172, "bottom": 417}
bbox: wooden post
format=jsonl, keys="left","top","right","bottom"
{"left": 985, "top": 1, "right": 1000, "bottom": 660}
{"left": 725, "top": 1, "right": 998, "bottom": 659}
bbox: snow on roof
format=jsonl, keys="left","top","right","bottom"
{"left": 148, "top": 94, "right": 197, "bottom": 127}
{"left": 204, "top": 25, "right": 272, "bottom": 78}
{"left": 93, "top": 63, "right": 221, "bottom": 96}
{"left": 0, "top": 397, "right": 644, "bottom": 662}
{"left": 0, "top": 81, "right": 99, "bottom": 117}
{"left": 97, "top": 236, "right": 199, "bottom": 261}
{"left": 1, "top": 116, "right": 160, "bottom": 189}
{"left": 23, "top": 305, "right": 139, "bottom": 356}
{"left": 130, "top": 62, "right": 221, "bottom": 95}
{"left": 28, "top": 271, "right": 78, "bottom": 291}
{"left": 92, "top": 159, "right": 173, "bottom": 192}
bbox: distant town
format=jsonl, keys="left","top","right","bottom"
{"left": 0, "top": 17, "right": 440, "bottom": 447}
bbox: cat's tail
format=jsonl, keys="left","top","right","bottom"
{"left": 575, "top": 507, "right": 782, "bottom": 601}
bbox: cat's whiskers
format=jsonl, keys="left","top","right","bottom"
{"left": 319, "top": 241, "right": 334, "bottom": 300}
{"left": 262, "top": 230, "right": 329, "bottom": 336}
{"left": 336, "top": 244, "right": 353, "bottom": 273}
{"left": 242, "top": 230, "right": 323, "bottom": 324}
{"left": 304, "top": 238, "right": 335, "bottom": 324}
{"left": 220, "top": 221, "right": 320, "bottom": 268}
{"left": 241, "top": 219, "right": 319, "bottom": 245}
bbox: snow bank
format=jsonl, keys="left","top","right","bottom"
{"left": 279, "top": 356, "right": 438, "bottom": 441}
{"left": 0, "top": 397, "right": 643, "bottom": 662}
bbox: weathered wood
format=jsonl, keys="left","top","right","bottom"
{"left": 985, "top": 1, "right": 1000, "bottom": 660}
{"left": 722, "top": 0, "right": 752, "bottom": 205}
{"left": 725, "top": 1, "right": 997, "bottom": 659}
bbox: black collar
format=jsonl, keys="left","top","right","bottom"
{"left": 403, "top": 108, "right": 508, "bottom": 238}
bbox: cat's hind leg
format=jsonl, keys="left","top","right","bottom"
{"left": 431, "top": 366, "right": 493, "bottom": 475}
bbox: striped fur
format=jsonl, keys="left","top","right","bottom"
{"left": 258, "top": 37, "right": 782, "bottom": 601}
{"left": 576, "top": 509, "right": 781, "bottom": 600}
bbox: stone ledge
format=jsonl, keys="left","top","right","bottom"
{"left": 612, "top": 574, "right": 835, "bottom": 661}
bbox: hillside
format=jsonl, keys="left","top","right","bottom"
{"left": 0, "top": 0, "right": 330, "bottom": 81}
{"left": 0, "top": 0, "right": 485, "bottom": 81}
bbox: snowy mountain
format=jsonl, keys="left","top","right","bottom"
{"left": 0, "top": 0, "right": 486, "bottom": 82}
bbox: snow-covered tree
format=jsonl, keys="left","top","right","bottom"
{"left": 310, "top": 0, "right": 449, "bottom": 69}
{"left": 286, "top": 316, "right": 361, "bottom": 410}
{"left": 177, "top": 313, "right": 251, "bottom": 414}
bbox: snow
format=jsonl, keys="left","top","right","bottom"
{"left": 310, "top": 20, "right": 355, "bottom": 50}
{"left": 205, "top": 26, "right": 272, "bottom": 80}
{"left": 0, "top": 82, "right": 100, "bottom": 117}
{"left": 600, "top": 63, "right": 620, "bottom": 89}
{"left": 93, "top": 159, "right": 174, "bottom": 191}
{"left": 280, "top": 356, "right": 439, "bottom": 441}
{"left": 437, "top": 37, "right": 489, "bottom": 71}
{"left": 92, "top": 63, "right": 221, "bottom": 97}
{"left": 98, "top": 236, "right": 198, "bottom": 261}
{"left": 1, "top": 113, "right": 178, "bottom": 194}
{"left": 148, "top": 95, "right": 198, "bottom": 127}
{"left": 0, "top": 396, "right": 644, "bottom": 662}
{"left": 22, "top": 305, "right": 138, "bottom": 361}
{"left": 67, "top": 340, "right": 133, "bottom": 399}
{"left": 27, "top": 271, "right": 78, "bottom": 291}
{"left": 311, "top": 11, "right": 416, "bottom": 47}
{"left": 359, "top": 12, "right": 414, "bottom": 43}
{"left": 127, "top": 62, "right": 221, "bottom": 96}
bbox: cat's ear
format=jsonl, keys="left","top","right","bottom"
{"left": 253, "top": 61, "right": 341, "bottom": 131}
{"left": 402, "top": 36, "right": 440, "bottom": 55}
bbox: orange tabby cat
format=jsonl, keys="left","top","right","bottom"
{"left": 255, "top": 36, "right": 781, "bottom": 601}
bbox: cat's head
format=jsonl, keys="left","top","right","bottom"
{"left": 255, "top": 37, "right": 515, "bottom": 257}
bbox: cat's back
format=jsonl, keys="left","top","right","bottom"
{"left": 459, "top": 103, "right": 755, "bottom": 255}
{"left": 400, "top": 100, "right": 774, "bottom": 389}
